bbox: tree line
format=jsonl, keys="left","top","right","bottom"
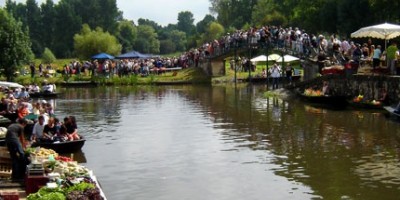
{"left": 3, "top": 0, "right": 222, "bottom": 59}
{"left": 210, "top": 0, "right": 399, "bottom": 36}
{"left": 2, "top": 0, "right": 400, "bottom": 61}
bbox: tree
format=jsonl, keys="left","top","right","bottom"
{"left": 137, "top": 18, "right": 162, "bottom": 31}
{"left": 40, "top": 0, "right": 57, "bottom": 53}
{"left": 160, "top": 39, "right": 176, "bottom": 54}
{"left": 202, "top": 21, "right": 225, "bottom": 43}
{"left": 177, "top": 11, "right": 196, "bottom": 36}
{"left": 54, "top": 1, "right": 82, "bottom": 57}
{"left": 0, "top": 9, "right": 33, "bottom": 81}
{"left": 169, "top": 30, "right": 187, "bottom": 51}
{"left": 73, "top": 24, "right": 122, "bottom": 59}
{"left": 196, "top": 14, "right": 216, "bottom": 34}
{"left": 41, "top": 48, "right": 56, "bottom": 64}
{"left": 117, "top": 20, "right": 137, "bottom": 52}
{"left": 26, "top": 0, "right": 42, "bottom": 56}
{"left": 252, "top": 0, "right": 288, "bottom": 27}
{"left": 134, "top": 25, "right": 160, "bottom": 54}
{"left": 209, "top": 0, "right": 257, "bottom": 29}
{"left": 369, "top": 0, "right": 400, "bottom": 24}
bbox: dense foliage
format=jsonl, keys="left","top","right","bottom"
{"left": 0, "top": 8, "right": 33, "bottom": 81}
{"left": 1, "top": 0, "right": 399, "bottom": 61}
{"left": 41, "top": 47, "right": 56, "bottom": 64}
{"left": 73, "top": 24, "right": 122, "bottom": 60}
{"left": 210, "top": 0, "right": 399, "bottom": 35}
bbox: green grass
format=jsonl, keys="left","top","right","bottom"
{"left": 11, "top": 66, "right": 210, "bottom": 86}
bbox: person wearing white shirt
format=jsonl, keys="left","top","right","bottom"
{"left": 270, "top": 63, "right": 281, "bottom": 89}
{"left": 32, "top": 84, "right": 40, "bottom": 93}
{"left": 31, "top": 115, "right": 45, "bottom": 141}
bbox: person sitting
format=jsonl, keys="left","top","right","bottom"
{"left": 31, "top": 84, "right": 40, "bottom": 93}
{"left": 64, "top": 116, "right": 80, "bottom": 141}
{"left": 18, "top": 88, "right": 30, "bottom": 99}
{"left": 0, "top": 97, "right": 9, "bottom": 115}
{"left": 42, "top": 117, "right": 57, "bottom": 141}
{"left": 31, "top": 115, "right": 45, "bottom": 142}
{"left": 42, "top": 83, "right": 55, "bottom": 93}
{"left": 17, "top": 103, "right": 29, "bottom": 119}
{"left": 32, "top": 102, "right": 42, "bottom": 115}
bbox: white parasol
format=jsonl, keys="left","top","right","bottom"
{"left": 276, "top": 55, "right": 300, "bottom": 63}
{"left": 267, "top": 54, "right": 282, "bottom": 61}
{"left": 351, "top": 22, "right": 400, "bottom": 49}
{"left": 250, "top": 55, "right": 267, "bottom": 62}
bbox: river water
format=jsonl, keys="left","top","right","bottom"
{"left": 50, "top": 85, "right": 400, "bottom": 200}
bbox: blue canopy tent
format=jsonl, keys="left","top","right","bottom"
{"left": 116, "top": 50, "right": 149, "bottom": 59}
{"left": 91, "top": 53, "right": 115, "bottom": 60}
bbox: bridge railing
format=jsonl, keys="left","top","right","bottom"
{"left": 202, "top": 37, "right": 320, "bottom": 62}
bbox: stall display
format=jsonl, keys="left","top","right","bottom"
{"left": 24, "top": 147, "right": 106, "bottom": 200}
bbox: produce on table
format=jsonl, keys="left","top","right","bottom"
{"left": 27, "top": 181, "right": 103, "bottom": 200}
{"left": 25, "top": 147, "right": 104, "bottom": 200}
{"left": 26, "top": 147, "right": 59, "bottom": 160}
{"left": 353, "top": 95, "right": 364, "bottom": 102}
{"left": 304, "top": 89, "right": 322, "bottom": 96}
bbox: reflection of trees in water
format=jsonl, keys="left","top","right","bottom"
{"left": 185, "top": 85, "right": 400, "bottom": 200}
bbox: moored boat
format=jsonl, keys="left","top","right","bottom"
{"left": 297, "top": 91, "right": 349, "bottom": 108}
{"left": 348, "top": 100, "right": 384, "bottom": 110}
{"left": 384, "top": 106, "right": 400, "bottom": 117}
{"left": 31, "top": 138, "right": 85, "bottom": 153}
{"left": 29, "top": 92, "right": 60, "bottom": 98}
{"left": 60, "top": 81, "right": 98, "bottom": 87}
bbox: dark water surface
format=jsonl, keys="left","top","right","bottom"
{"left": 52, "top": 85, "right": 400, "bottom": 200}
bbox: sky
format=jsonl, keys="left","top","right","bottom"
{"left": 0, "top": 0, "right": 211, "bottom": 26}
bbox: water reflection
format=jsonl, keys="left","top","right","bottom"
{"left": 51, "top": 85, "right": 400, "bottom": 200}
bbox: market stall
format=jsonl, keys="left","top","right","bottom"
{"left": 24, "top": 147, "right": 107, "bottom": 200}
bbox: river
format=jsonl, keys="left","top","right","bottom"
{"left": 49, "top": 85, "right": 400, "bottom": 200}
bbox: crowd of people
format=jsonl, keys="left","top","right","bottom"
{"left": 182, "top": 25, "right": 399, "bottom": 75}
{"left": 3, "top": 95, "right": 80, "bottom": 179}
{"left": 56, "top": 56, "right": 191, "bottom": 78}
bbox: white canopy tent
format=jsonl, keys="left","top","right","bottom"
{"left": 276, "top": 55, "right": 300, "bottom": 63}
{"left": 250, "top": 55, "right": 267, "bottom": 62}
{"left": 268, "top": 54, "right": 282, "bottom": 61}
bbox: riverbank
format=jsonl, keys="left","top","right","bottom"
{"left": 10, "top": 67, "right": 211, "bottom": 86}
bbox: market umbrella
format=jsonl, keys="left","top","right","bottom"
{"left": 116, "top": 50, "right": 149, "bottom": 59}
{"left": 267, "top": 54, "right": 282, "bottom": 61}
{"left": 91, "top": 53, "right": 115, "bottom": 60}
{"left": 276, "top": 55, "right": 300, "bottom": 63}
{"left": 250, "top": 55, "right": 267, "bottom": 62}
{"left": 351, "top": 22, "right": 400, "bottom": 49}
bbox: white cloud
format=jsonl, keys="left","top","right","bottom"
{"left": 0, "top": 0, "right": 211, "bottom": 26}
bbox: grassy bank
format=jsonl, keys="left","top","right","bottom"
{"left": 11, "top": 67, "right": 210, "bottom": 86}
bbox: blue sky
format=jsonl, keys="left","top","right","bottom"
{"left": 0, "top": 0, "right": 211, "bottom": 26}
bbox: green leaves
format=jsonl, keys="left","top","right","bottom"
{"left": 0, "top": 8, "right": 33, "bottom": 81}
{"left": 73, "top": 24, "right": 122, "bottom": 59}
{"left": 42, "top": 48, "right": 57, "bottom": 64}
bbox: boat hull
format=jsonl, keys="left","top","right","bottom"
{"left": 348, "top": 101, "right": 383, "bottom": 110}
{"left": 297, "top": 92, "right": 348, "bottom": 108}
{"left": 31, "top": 139, "right": 85, "bottom": 153}
{"left": 29, "top": 92, "right": 60, "bottom": 98}
{"left": 384, "top": 106, "right": 400, "bottom": 117}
